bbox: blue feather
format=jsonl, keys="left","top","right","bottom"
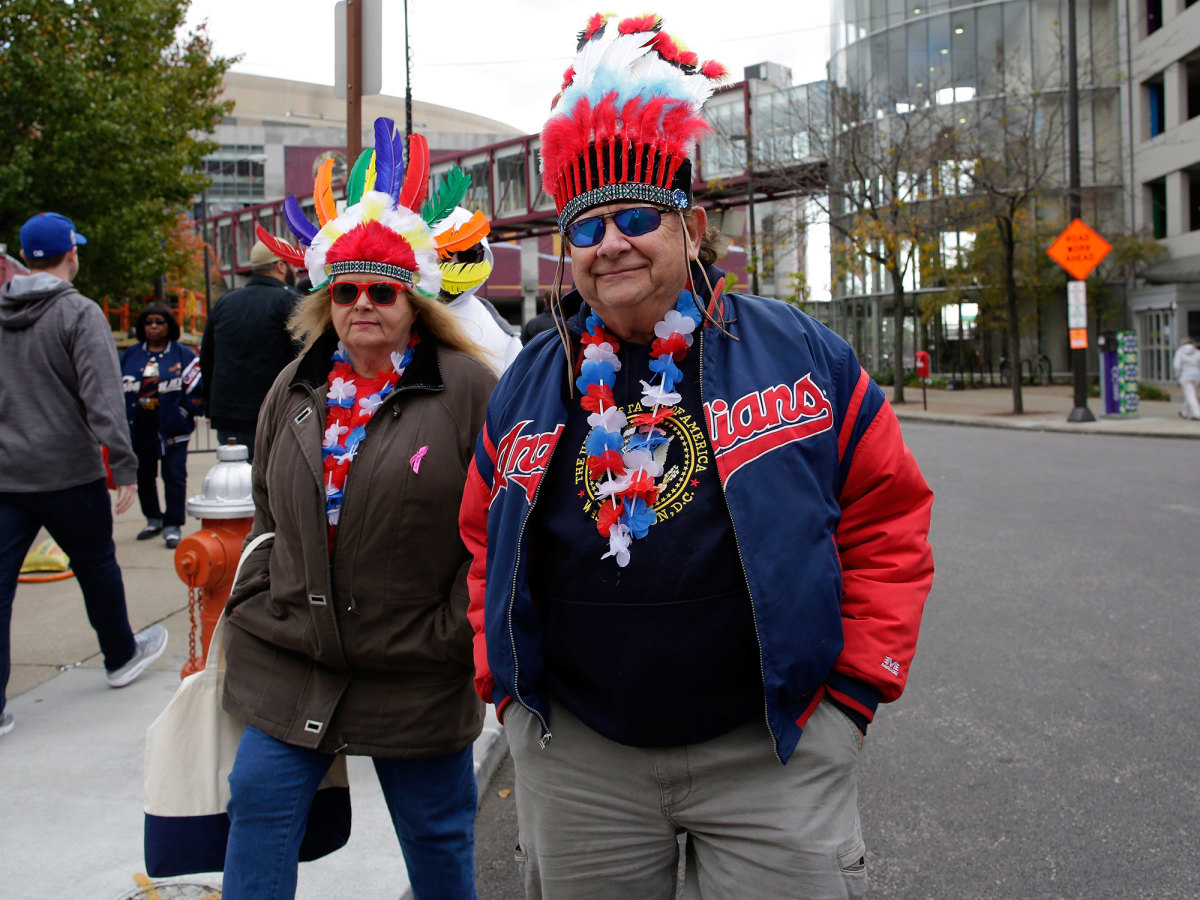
{"left": 371, "top": 118, "right": 405, "bottom": 202}
{"left": 283, "top": 196, "right": 318, "bottom": 245}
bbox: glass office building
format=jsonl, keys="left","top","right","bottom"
{"left": 826, "top": 0, "right": 1125, "bottom": 377}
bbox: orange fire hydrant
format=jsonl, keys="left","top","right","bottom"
{"left": 173, "top": 443, "right": 255, "bottom": 677}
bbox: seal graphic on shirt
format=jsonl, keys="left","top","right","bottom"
{"left": 572, "top": 399, "right": 711, "bottom": 525}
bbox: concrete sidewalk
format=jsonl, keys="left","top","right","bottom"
{"left": 1, "top": 424, "right": 505, "bottom": 900}
{"left": 2, "top": 387, "right": 1195, "bottom": 899}
{"left": 891, "top": 382, "right": 1200, "bottom": 438}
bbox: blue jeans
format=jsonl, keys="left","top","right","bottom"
{"left": 224, "top": 725, "right": 477, "bottom": 900}
{"left": 134, "top": 439, "right": 189, "bottom": 526}
{"left": 0, "top": 479, "right": 137, "bottom": 715}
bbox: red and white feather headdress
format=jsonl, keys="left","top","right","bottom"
{"left": 540, "top": 13, "right": 727, "bottom": 231}
{"left": 256, "top": 118, "right": 472, "bottom": 301}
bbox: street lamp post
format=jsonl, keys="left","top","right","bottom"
{"left": 743, "top": 79, "right": 760, "bottom": 297}
{"left": 1066, "top": 0, "right": 1095, "bottom": 422}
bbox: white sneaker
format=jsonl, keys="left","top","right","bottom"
{"left": 0, "top": 710, "right": 13, "bottom": 736}
{"left": 106, "top": 624, "right": 168, "bottom": 688}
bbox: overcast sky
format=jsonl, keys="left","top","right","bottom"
{"left": 182, "top": 1, "right": 833, "bottom": 134}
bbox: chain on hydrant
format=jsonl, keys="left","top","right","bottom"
{"left": 174, "top": 520, "right": 252, "bottom": 678}
{"left": 174, "top": 442, "right": 256, "bottom": 677}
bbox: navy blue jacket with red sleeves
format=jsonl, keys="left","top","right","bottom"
{"left": 120, "top": 340, "right": 202, "bottom": 447}
{"left": 459, "top": 271, "right": 935, "bottom": 763}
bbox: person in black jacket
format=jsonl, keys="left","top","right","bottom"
{"left": 199, "top": 241, "right": 299, "bottom": 460}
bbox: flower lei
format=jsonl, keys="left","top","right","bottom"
{"left": 577, "top": 291, "right": 703, "bottom": 567}
{"left": 322, "top": 334, "right": 420, "bottom": 533}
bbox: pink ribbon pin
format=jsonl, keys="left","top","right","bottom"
{"left": 409, "top": 445, "right": 429, "bottom": 474}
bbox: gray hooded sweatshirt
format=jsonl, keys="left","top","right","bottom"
{"left": 0, "top": 273, "right": 137, "bottom": 491}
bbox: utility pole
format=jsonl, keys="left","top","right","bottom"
{"left": 1066, "top": 0, "right": 1094, "bottom": 422}
{"left": 743, "top": 78, "right": 760, "bottom": 297}
{"left": 346, "top": 0, "right": 362, "bottom": 161}
{"left": 404, "top": 0, "right": 412, "bottom": 146}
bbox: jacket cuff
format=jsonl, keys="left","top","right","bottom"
{"left": 495, "top": 695, "right": 513, "bottom": 725}
{"left": 826, "top": 673, "right": 881, "bottom": 723}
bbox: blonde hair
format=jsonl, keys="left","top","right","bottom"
{"left": 289, "top": 283, "right": 489, "bottom": 365}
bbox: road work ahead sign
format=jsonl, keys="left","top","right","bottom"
{"left": 1047, "top": 219, "right": 1112, "bottom": 282}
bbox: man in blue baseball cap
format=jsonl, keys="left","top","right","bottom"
{"left": 18, "top": 211, "right": 88, "bottom": 261}
{"left": 0, "top": 211, "right": 168, "bottom": 739}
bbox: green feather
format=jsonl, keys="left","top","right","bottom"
{"left": 421, "top": 166, "right": 472, "bottom": 228}
{"left": 346, "top": 149, "right": 375, "bottom": 206}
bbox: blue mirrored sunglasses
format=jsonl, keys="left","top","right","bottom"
{"left": 564, "top": 206, "right": 667, "bottom": 248}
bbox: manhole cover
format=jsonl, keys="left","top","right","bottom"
{"left": 113, "top": 882, "right": 221, "bottom": 899}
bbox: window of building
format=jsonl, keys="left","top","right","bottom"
{"left": 1188, "top": 167, "right": 1200, "bottom": 232}
{"left": 201, "top": 144, "right": 266, "bottom": 205}
{"left": 493, "top": 149, "right": 527, "bottom": 217}
{"left": 1187, "top": 55, "right": 1200, "bottom": 121}
{"left": 1145, "top": 75, "right": 1165, "bottom": 138}
{"left": 1146, "top": 0, "right": 1163, "bottom": 34}
{"left": 1148, "top": 178, "right": 1168, "bottom": 239}
{"left": 1136, "top": 308, "right": 1173, "bottom": 381}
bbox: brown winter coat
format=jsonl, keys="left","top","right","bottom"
{"left": 222, "top": 327, "right": 497, "bottom": 757}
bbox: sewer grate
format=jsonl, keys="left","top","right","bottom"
{"left": 112, "top": 881, "right": 221, "bottom": 900}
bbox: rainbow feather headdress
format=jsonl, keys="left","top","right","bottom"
{"left": 541, "top": 13, "right": 727, "bottom": 231}
{"left": 256, "top": 118, "right": 475, "bottom": 301}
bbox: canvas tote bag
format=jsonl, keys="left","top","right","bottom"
{"left": 143, "top": 532, "right": 351, "bottom": 876}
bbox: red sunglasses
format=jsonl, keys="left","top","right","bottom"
{"left": 330, "top": 281, "right": 407, "bottom": 307}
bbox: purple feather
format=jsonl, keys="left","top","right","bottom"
{"left": 283, "top": 195, "right": 318, "bottom": 245}
{"left": 372, "top": 117, "right": 405, "bottom": 203}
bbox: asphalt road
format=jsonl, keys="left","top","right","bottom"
{"left": 472, "top": 423, "right": 1200, "bottom": 899}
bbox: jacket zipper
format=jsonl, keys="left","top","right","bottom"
{"left": 333, "top": 382, "right": 421, "bottom": 613}
{"left": 697, "top": 328, "right": 781, "bottom": 763}
{"left": 508, "top": 438, "right": 557, "bottom": 749}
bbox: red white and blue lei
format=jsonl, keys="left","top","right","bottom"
{"left": 322, "top": 334, "right": 419, "bottom": 532}
{"left": 577, "top": 290, "right": 703, "bottom": 567}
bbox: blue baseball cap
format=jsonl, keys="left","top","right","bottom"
{"left": 19, "top": 212, "right": 88, "bottom": 259}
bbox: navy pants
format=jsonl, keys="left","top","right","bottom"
{"left": 0, "top": 479, "right": 137, "bottom": 715}
{"left": 134, "top": 439, "right": 188, "bottom": 526}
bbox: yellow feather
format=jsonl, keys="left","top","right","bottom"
{"left": 364, "top": 154, "right": 378, "bottom": 194}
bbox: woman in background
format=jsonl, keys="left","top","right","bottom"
{"left": 120, "top": 304, "right": 200, "bottom": 549}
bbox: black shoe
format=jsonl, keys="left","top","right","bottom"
{"left": 163, "top": 525, "right": 182, "bottom": 549}
{"left": 137, "top": 520, "right": 163, "bottom": 540}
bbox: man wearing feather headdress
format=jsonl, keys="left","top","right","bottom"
{"left": 463, "top": 12, "right": 931, "bottom": 897}
{"left": 460, "top": 12, "right": 935, "bottom": 898}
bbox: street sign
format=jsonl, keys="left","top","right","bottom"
{"left": 1047, "top": 218, "right": 1112, "bottom": 282}
{"left": 334, "top": 0, "right": 383, "bottom": 99}
{"left": 1067, "top": 280, "right": 1088, "bottom": 349}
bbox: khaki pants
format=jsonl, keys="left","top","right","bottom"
{"left": 506, "top": 697, "right": 868, "bottom": 899}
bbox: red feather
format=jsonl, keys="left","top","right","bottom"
{"left": 618, "top": 14, "right": 660, "bottom": 34}
{"left": 254, "top": 225, "right": 306, "bottom": 269}
{"left": 324, "top": 220, "right": 418, "bottom": 272}
{"left": 701, "top": 60, "right": 728, "bottom": 80}
{"left": 398, "top": 134, "right": 430, "bottom": 213}
{"left": 583, "top": 13, "right": 608, "bottom": 41}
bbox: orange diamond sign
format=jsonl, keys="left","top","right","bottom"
{"left": 1047, "top": 218, "right": 1112, "bottom": 282}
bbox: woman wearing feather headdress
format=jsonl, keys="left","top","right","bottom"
{"left": 217, "top": 118, "right": 495, "bottom": 900}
